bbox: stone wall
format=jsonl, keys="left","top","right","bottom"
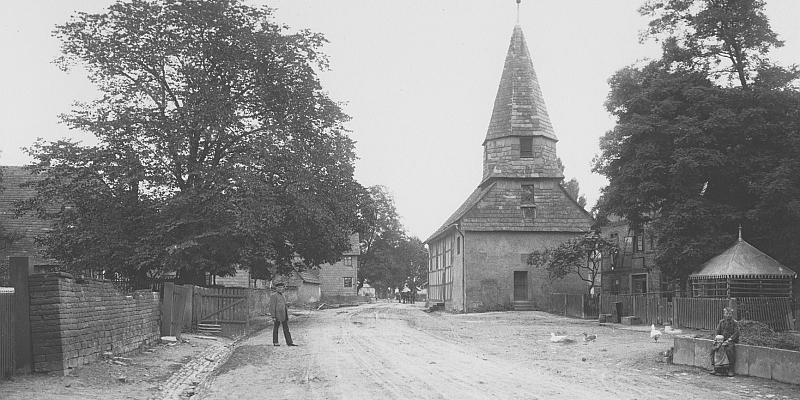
{"left": 464, "top": 231, "right": 589, "bottom": 312}
{"left": 28, "top": 272, "right": 160, "bottom": 374}
{"left": 672, "top": 336, "right": 800, "bottom": 385}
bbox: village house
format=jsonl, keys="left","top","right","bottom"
{"left": 424, "top": 24, "right": 593, "bottom": 313}
{"left": 599, "top": 216, "right": 667, "bottom": 295}
{"left": 0, "top": 166, "right": 58, "bottom": 285}
{"left": 317, "top": 233, "right": 360, "bottom": 301}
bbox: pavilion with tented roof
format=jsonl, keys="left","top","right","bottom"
{"left": 689, "top": 228, "right": 797, "bottom": 298}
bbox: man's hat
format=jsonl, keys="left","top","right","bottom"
{"left": 274, "top": 282, "right": 285, "bottom": 287}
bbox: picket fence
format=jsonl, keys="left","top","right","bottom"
{"left": 598, "top": 293, "right": 795, "bottom": 331}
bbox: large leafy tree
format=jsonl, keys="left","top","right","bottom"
{"left": 19, "top": 0, "right": 363, "bottom": 283}
{"left": 639, "top": 0, "right": 789, "bottom": 88}
{"left": 593, "top": 0, "right": 800, "bottom": 283}
{"left": 357, "top": 185, "right": 426, "bottom": 293}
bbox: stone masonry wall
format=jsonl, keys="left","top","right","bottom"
{"left": 28, "top": 272, "right": 160, "bottom": 373}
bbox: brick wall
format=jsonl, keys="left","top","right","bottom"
{"left": 28, "top": 272, "right": 160, "bottom": 373}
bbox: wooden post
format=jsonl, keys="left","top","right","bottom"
{"left": 161, "top": 282, "right": 175, "bottom": 337}
{"left": 9, "top": 257, "right": 33, "bottom": 373}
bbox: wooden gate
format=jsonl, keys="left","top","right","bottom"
{"left": 193, "top": 287, "right": 250, "bottom": 337}
{"left": 0, "top": 287, "right": 14, "bottom": 377}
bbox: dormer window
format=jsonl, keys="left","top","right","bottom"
{"left": 520, "top": 137, "right": 533, "bottom": 158}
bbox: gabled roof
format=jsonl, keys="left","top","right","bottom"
{"left": 297, "top": 270, "right": 320, "bottom": 284}
{"left": 425, "top": 180, "right": 592, "bottom": 243}
{"left": 484, "top": 25, "right": 557, "bottom": 145}
{"left": 425, "top": 183, "right": 495, "bottom": 243}
{"left": 690, "top": 238, "right": 797, "bottom": 279}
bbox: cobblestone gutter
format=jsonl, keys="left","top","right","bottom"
{"left": 149, "top": 342, "right": 235, "bottom": 400}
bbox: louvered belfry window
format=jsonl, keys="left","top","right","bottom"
{"left": 520, "top": 137, "right": 533, "bottom": 158}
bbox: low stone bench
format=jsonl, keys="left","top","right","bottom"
{"left": 672, "top": 336, "right": 800, "bottom": 385}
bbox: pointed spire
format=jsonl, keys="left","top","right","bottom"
{"left": 480, "top": 21, "right": 562, "bottom": 185}
{"left": 484, "top": 26, "right": 557, "bottom": 145}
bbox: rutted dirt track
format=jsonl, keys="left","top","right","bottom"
{"left": 203, "top": 302, "right": 800, "bottom": 400}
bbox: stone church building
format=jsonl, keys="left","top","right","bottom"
{"left": 425, "top": 24, "right": 593, "bottom": 313}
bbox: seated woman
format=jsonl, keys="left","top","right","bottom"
{"left": 710, "top": 307, "right": 740, "bottom": 376}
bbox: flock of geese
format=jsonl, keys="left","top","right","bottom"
{"left": 548, "top": 324, "right": 683, "bottom": 344}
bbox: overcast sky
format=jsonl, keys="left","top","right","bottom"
{"left": 1, "top": 1, "right": 799, "bottom": 241}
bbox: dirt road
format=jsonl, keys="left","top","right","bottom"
{"left": 202, "top": 302, "right": 800, "bottom": 400}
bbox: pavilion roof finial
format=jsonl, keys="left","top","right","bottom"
{"left": 516, "top": 0, "right": 521, "bottom": 24}
{"left": 738, "top": 224, "right": 743, "bottom": 242}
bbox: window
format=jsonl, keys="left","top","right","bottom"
{"left": 522, "top": 206, "right": 536, "bottom": 219}
{"left": 521, "top": 185, "right": 535, "bottom": 204}
{"left": 520, "top": 137, "right": 533, "bottom": 158}
{"left": 636, "top": 235, "right": 644, "bottom": 252}
{"left": 343, "top": 277, "right": 353, "bottom": 288}
{"left": 609, "top": 277, "right": 620, "bottom": 295}
{"left": 343, "top": 256, "right": 352, "bottom": 267}
{"left": 631, "top": 274, "right": 647, "bottom": 294}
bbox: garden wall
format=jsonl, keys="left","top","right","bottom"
{"left": 672, "top": 336, "right": 800, "bottom": 385}
{"left": 28, "top": 272, "right": 160, "bottom": 374}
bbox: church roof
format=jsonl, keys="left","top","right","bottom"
{"left": 425, "top": 180, "right": 592, "bottom": 243}
{"left": 690, "top": 238, "right": 797, "bottom": 280}
{"left": 484, "top": 25, "right": 557, "bottom": 145}
{"left": 424, "top": 183, "right": 495, "bottom": 243}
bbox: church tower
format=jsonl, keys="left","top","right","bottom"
{"left": 482, "top": 25, "right": 562, "bottom": 186}
{"left": 425, "top": 11, "right": 593, "bottom": 313}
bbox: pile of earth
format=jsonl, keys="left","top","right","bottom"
{"left": 732, "top": 320, "right": 800, "bottom": 351}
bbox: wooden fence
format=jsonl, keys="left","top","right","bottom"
{"left": 598, "top": 294, "right": 795, "bottom": 331}
{"left": 600, "top": 293, "right": 674, "bottom": 326}
{"left": 548, "top": 293, "right": 597, "bottom": 319}
{"left": 673, "top": 297, "right": 731, "bottom": 330}
{"left": 0, "top": 287, "right": 14, "bottom": 377}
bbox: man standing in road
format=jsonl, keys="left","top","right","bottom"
{"left": 269, "top": 282, "right": 296, "bottom": 347}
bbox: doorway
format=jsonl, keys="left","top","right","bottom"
{"left": 513, "top": 271, "right": 528, "bottom": 301}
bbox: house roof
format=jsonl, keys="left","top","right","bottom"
{"left": 690, "top": 238, "right": 797, "bottom": 280}
{"left": 297, "top": 270, "right": 320, "bottom": 284}
{"left": 484, "top": 25, "right": 557, "bottom": 145}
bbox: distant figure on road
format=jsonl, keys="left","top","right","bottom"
{"left": 269, "top": 282, "right": 296, "bottom": 347}
{"left": 709, "top": 307, "right": 739, "bottom": 376}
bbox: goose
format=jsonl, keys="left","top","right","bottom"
{"left": 550, "top": 332, "right": 568, "bottom": 343}
{"left": 650, "top": 324, "right": 663, "bottom": 342}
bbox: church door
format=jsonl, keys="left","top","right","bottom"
{"left": 513, "top": 271, "right": 528, "bottom": 301}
